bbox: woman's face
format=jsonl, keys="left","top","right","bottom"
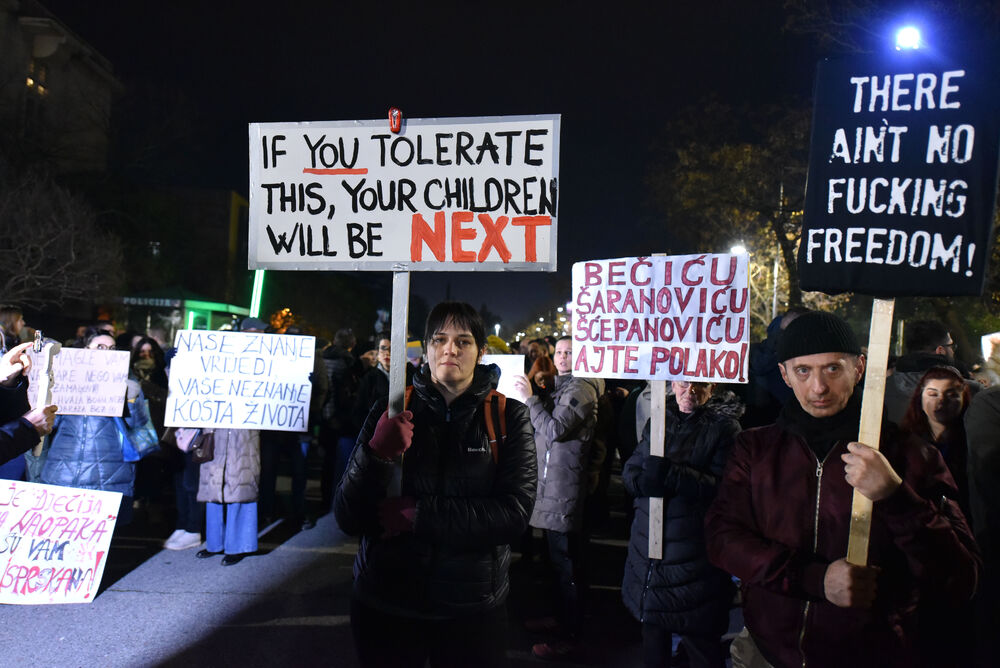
{"left": 426, "top": 319, "right": 482, "bottom": 389}
{"left": 921, "top": 378, "right": 965, "bottom": 427}
{"left": 138, "top": 343, "right": 154, "bottom": 360}
{"left": 87, "top": 334, "right": 116, "bottom": 351}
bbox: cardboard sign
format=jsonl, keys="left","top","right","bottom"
{"left": 0, "top": 481, "right": 120, "bottom": 604}
{"left": 165, "top": 330, "right": 315, "bottom": 432}
{"left": 248, "top": 114, "right": 560, "bottom": 271}
{"left": 482, "top": 355, "right": 526, "bottom": 398}
{"left": 571, "top": 254, "right": 750, "bottom": 382}
{"left": 800, "top": 50, "right": 1000, "bottom": 296}
{"left": 26, "top": 348, "right": 130, "bottom": 417}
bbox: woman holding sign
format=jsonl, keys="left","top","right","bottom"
{"left": 29, "top": 328, "right": 152, "bottom": 526}
{"left": 334, "top": 301, "right": 537, "bottom": 668}
{"left": 622, "top": 381, "right": 741, "bottom": 668}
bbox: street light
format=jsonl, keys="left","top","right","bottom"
{"left": 494, "top": 323, "right": 500, "bottom": 337}
{"left": 895, "top": 26, "right": 921, "bottom": 50}
{"left": 730, "top": 244, "right": 747, "bottom": 255}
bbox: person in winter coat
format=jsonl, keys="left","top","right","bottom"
{"left": 704, "top": 311, "right": 980, "bottom": 668}
{"left": 513, "top": 335, "right": 603, "bottom": 660}
{"left": 320, "top": 328, "right": 361, "bottom": 510}
{"left": 334, "top": 301, "right": 537, "bottom": 668}
{"left": 196, "top": 428, "right": 261, "bottom": 566}
{"left": 621, "top": 381, "right": 740, "bottom": 668}
{"left": 30, "top": 329, "right": 152, "bottom": 525}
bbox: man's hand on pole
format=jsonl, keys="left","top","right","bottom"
{"left": 25, "top": 405, "right": 57, "bottom": 436}
{"left": 842, "top": 441, "right": 902, "bottom": 501}
{"left": 824, "top": 557, "right": 879, "bottom": 608}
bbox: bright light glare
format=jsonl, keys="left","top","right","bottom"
{"left": 896, "top": 26, "right": 921, "bottom": 50}
{"left": 730, "top": 245, "right": 747, "bottom": 255}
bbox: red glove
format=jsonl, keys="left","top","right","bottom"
{"left": 367, "top": 409, "right": 414, "bottom": 461}
{"left": 378, "top": 496, "right": 417, "bottom": 537}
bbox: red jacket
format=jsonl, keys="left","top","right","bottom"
{"left": 705, "top": 418, "right": 980, "bottom": 668}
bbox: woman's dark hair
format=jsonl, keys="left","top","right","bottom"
{"left": 82, "top": 326, "right": 116, "bottom": 348}
{"left": 131, "top": 336, "right": 166, "bottom": 370}
{"left": 900, "top": 366, "right": 971, "bottom": 439}
{"left": 424, "top": 301, "right": 486, "bottom": 351}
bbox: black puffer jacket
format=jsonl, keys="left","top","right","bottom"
{"left": 334, "top": 363, "right": 537, "bottom": 618}
{"left": 621, "top": 392, "right": 741, "bottom": 633}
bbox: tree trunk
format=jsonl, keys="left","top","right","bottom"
{"left": 769, "top": 215, "right": 803, "bottom": 308}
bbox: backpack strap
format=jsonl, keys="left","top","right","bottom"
{"left": 484, "top": 389, "right": 506, "bottom": 464}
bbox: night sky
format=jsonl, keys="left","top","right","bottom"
{"left": 41, "top": 0, "right": 816, "bottom": 329}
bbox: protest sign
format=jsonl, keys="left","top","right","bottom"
{"left": 800, "top": 50, "right": 1000, "bottom": 296}
{"left": 571, "top": 254, "right": 750, "bottom": 382}
{"left": 27, "top": 348, "right": 129, "bottom": 417}
{"left": 482, "top": 354, "right": 526, "bottom": 398}
{"left": 0, "top": 481, "right": 120, "bottom": 604}
{"left": 165, "top": 330, "right": 315, "bottom": 432}
{"left": 248, "top": 114, "right": 560, "bottom": 271}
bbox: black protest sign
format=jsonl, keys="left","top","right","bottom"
{"left": 800, "top": 49, "right": 999, "bottom": 296}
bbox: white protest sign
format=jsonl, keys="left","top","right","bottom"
{"left": 571, "top": 254, "right": 750, "bottom": 382}
{"left": 482, "top": 355, "right": 526, "bottom": 398}
{"left": 27, "top": 348, "right": 130, "bottom": 416}
{"left": 0, "top": 481, "right": 121, "bottom": 604}
{"left": 165, "top": 330, "right": 315, "bottom": 432}
{"left": 248, "top": 114, "right": 560, "bottom": 271}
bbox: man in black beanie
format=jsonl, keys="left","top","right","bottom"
{"left": 704, "top": 311, "right": 980, "bottom": 668}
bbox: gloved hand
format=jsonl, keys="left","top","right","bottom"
{"left": 638, "top": 455, "right": 671, "bottom": 497}
{"left": 367, "top": 410, "right": 414, "bottom": 461}
{"left": 378, "top": 496, "right": 417, "bottom": 537}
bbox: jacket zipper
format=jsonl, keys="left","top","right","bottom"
{"left": 638, "top": 561, "right": 653, "bottom": 623}
{"left": 798, "top": 445, "right": 836, "bottom": 668}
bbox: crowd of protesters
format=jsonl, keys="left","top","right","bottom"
{"left": 0, "top": 302, "right": 994, "bottom": 667}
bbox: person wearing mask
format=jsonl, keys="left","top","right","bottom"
{"left": 622, "top": 380, "right": 741, "bottom": 668}
{"left": 705, "top": 311, "right": 980, "bottom": 668}
{"left": 334, "top": 301, "right": 537, "bottom": 668}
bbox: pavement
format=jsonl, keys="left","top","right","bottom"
{"left": 0, "top": 459, "right": 731, "bottom": 667}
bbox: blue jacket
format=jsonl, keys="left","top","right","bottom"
{"left": 34, "top": 384, "right": 151, "bottom": 498}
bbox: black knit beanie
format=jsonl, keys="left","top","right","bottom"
{"left": 777, "top": 311, "right": 861, "bottom": 362}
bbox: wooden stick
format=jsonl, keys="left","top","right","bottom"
{"left": 386, "top": 270, "right": 410, "bottom": 497}
{"left": 846, "top": 298, "right": 894, "bottom": 566}
{"left": 648, "top": 379, "right": 667, "bottom": 560}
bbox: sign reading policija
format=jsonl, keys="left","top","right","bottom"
{"left": 248, "top": 114, "right": 560, "bottom": 271}
{"left": 801, "top": 49, "right": 1000, "bottom": 296}
{"left": 571, "top": 254, "right": 750, "bottom": 382}
{"left": 165, "top": 330, "right": 315, "bottom": 432}
{"left": 0, "top": 481, "right": 120, "bottom": 605}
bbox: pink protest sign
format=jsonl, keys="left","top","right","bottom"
{"left": 0, "top": 481, "right": 120, "bottom": 604}
{"left": 571, "top": 254, "right": 750, "bottom": 382}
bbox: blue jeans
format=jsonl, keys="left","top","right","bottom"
{"left": 205, "top": 501, "right": 258, "bottom": 555}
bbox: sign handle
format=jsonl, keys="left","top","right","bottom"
{"left": 32, "top": 339, "right": 60, "bottom": 456}
{"left": 648, "top": 379, "right": 666, "bottom": 560}
{"left": 386, "top": 270, "right": 410, "bottom": 496}
{"left": 846, "top": 297, "right": 894, "bottom": 565}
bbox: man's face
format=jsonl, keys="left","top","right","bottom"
{"left": 376, "top": 338, "right": 391, "bottom": 369}
{"left": 554, "top": 339, "right": 573, "bottom": 375}
{"left": 939, "top": 334, "right": 957, "bottom": 361}
{"left": 779, "top": 352, "right": 865, "bottom": 418}
{"left": 671, "top": 381, "right": 713, "bottom": 414}
{"left": 528, "top": 342, "right": 544, "bottom": 361}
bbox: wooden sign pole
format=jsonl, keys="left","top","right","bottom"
{"left": 647, "top": 251, "right": 668, "bottom": 560}
{"left": 386, "top": 270, "right": 410, "bottom": 497}
{"left": 648, "top": 379, "right": 666, "bottom": 560}
{"left": 32, "top": 339, "right": 60, "bottom": 456}
{"left": 846, "top": 297, "right": 894, "bottom": 565}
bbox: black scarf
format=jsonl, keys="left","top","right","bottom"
{"left": 777, "top": 388, "right": 863, "bottom": 460}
